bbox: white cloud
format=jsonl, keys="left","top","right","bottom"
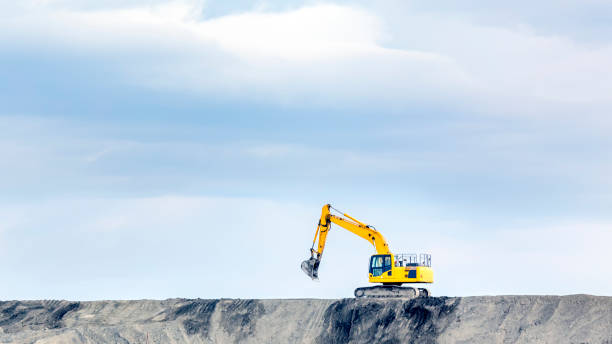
{"left": 3, "top": 0, "right": 611, "bottom": 117}
{"left": 0, "top": 1, "right": 472, "bottom": 107}
{"left": 197, "top": 5, "right": 386, "bottom": 60}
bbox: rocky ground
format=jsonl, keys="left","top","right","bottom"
{"left": 1, "top": 295, "right": 611, "bottom": 343}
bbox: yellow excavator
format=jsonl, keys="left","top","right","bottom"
{"left": 301, "top": 204, "right": 433, "bottom": 298}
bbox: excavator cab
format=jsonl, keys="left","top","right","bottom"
{"left": 369, "top": 255, "right": 392, "bottom": 277}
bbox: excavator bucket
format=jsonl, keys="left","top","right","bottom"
{"left": 301, "top": 257, "right": 320, "bottom": 280}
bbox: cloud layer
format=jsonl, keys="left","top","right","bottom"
{"left": 3, "top": 0, "right": 610, "bottom": 116}
{"left": 1, "top": 0, "right": 611, "bottom": 299}
{"left": 2, "top": 195, "right": 611, "bottom": 299}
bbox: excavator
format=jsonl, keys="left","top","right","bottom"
{"left": 301, "top": 204, "right": 433, "bottom": 298}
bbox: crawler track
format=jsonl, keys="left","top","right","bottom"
{"left": 354, "top": 286, "right": 431, "bottom": 298}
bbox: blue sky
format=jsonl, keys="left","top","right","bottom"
{"left": 1, "top": 0, "right": 611, "bottom": 300}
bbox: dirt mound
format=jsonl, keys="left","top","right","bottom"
{"left": 1, "top": 295, "right": 611, "bottom": 343}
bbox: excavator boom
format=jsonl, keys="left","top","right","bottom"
{"left": 301, "top": 204, "right": 389, "bottom": 280}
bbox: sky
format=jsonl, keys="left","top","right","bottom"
{"left": 1, "top": 0, "right": 611, "bottom": 300}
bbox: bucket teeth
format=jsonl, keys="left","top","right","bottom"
{"left": 301, "top": 258, "right": 320, "bottom": 280}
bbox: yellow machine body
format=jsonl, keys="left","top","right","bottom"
{"left": 302, "top": 204, "right": 434, "bottom": 286}
{"left": 367, "top": 254, "right": 434, "bottom": 284}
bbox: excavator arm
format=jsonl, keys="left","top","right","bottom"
{"left": 301, "top": 204, "right": 391, "bottom": 280}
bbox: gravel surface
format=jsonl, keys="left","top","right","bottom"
{"left": 1, "top": 295, "right": 611, "bottom": 343}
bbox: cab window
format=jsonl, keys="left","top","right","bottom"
{"left": 370, "top": 255, "right": 392, "bottom": 277}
